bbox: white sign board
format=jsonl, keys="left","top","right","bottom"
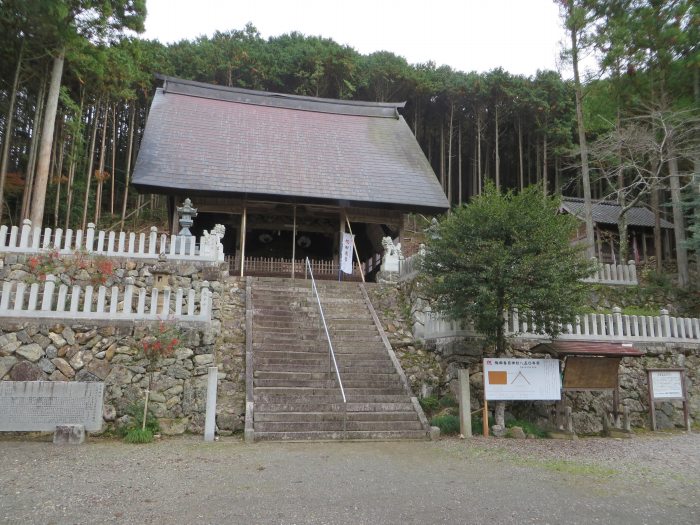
{"left": 484, "top": 358, "right": 561, "bottom": 401}
{"left": 340, "top": 232, "right": 354, "bottom": 274}
{"left": 650, "top": 370, "right": 684, "bottom": 399}
{"left": 0, "top": 381, "right": 104, "bottom": 432}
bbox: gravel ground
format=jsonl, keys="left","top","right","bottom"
{"left": 0, "top": 431, "right": 698, "bottom": 525}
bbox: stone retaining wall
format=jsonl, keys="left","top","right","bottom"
{"left": 373, "top": 279, "right": 699, "bottom": 434}
{"left": 0, "top": 252, "right": 247, "bottom": 436}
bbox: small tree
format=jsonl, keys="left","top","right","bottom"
{"left": 126, "top": 321, "right": 180, "bottom": 443}
{"left": 421, "top": 183, "right": 595, "bottom": 426}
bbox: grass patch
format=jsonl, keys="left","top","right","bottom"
{"left": 538, "top": 459, "right": 617, "bottom": 477}
{"left": 506, "top": 419, "right": 549, "bottom": 438}
{"left": 430, "top": 415, "right": 460, "bottom": 435}
{"left": 124, "top": 428, "right": 154, "bottom": 444}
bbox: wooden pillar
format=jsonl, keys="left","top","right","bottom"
{"left": 239, "top": 207, "right": 247, "bottom": 278}
{"left": 291, "top": 205, "right": 296, "bottom": 279}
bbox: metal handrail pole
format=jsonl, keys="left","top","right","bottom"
{"left": 305, "top": 257, "right": 347, "bottom": 404}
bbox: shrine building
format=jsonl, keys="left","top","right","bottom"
{"left": 131, "top": 76, "right": 449, "bottom": 280}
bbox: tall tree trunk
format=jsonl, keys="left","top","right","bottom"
{"left": 120, "top": 106, "right": 136, "bottom": 230}
{"left": 21, "top": 77, "right": 47, "bottom": 222}
{"left": 447, "top": 103, "right": 454, "bottom": 204}
{"left": 29, "top": 48, "right": 65, "bottom": 228}
{"left": 110, "top": 104, "right": 116, "bottom": 215}
{"left": 440, "top": 124, "right": 445, "bottom": 193}
{"left": 569, "top": 14, "right": 595, "bottom": 258}
{"left": 476, "top": 113, "right": 482, "bottom": 195}
{"left": 81, "top": 101, "right": 101, "bottom": 231}
{"left": 651, "top": 180, "right": 663, "bottom": 271}
{"left": 458, "top": 123, "right": 462, "bottom": 206}
{"left": 542, "top": 135, "right": 548, "bottom": 195}
{"left": 64, "top": 90, "right": 85, "bottom": 230}
{"left": 668, "top": 153, "right": 689, "bottom": 287}
{"left": 53, "top": 126, "right": 65, "bottom": 229}
{"left": 518, "top": 118, "right": 524, "bottom": 190}
{"left": 95, "top": 105, "right": 109, "bottom": 225}
{"left": 494, "top": 106, "right": 500, "bottom": 190}
{"left": 0, "top": 40, "right": 24, "bottom": 221}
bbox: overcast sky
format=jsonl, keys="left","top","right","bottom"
{"left": 143, "top": 0, "right": 570, "bottom": 78}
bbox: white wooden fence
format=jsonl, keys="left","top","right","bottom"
{"left": 0, "top": 275, "right": 212, "bottom": 323}
{"left": 414, "top": 307, "right": 700, "bottom": 344}
{"left": 583, "top": 258, "right": 638, "bottom": 285}
{"left": 0, "top": 220, "right": 224, "bottom": 262}
{"left": 400, "top": 253, "right": 638, "bottom": 286}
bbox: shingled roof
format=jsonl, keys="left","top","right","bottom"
{"left": 561, "top": 198, "right": 673, "bottom": 229}
{"left": 131, "top": 76, "right": 449, "bottom": 214}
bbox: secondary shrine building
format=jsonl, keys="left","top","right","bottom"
{"left": 132, "top": 76, "right": 449, "bottom": 280}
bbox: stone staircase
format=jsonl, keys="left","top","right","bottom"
{"left": 248, "top": 277, "right": 431, "bottom": 441}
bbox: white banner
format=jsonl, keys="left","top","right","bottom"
{"left": 340, "top": 232, "right": 354, "bottom": 274}
{"left": 650, "top": 371, "right": 684, "bottom": 399}
{"left": 483, "top": 358, "right": 561, "bottom": 401}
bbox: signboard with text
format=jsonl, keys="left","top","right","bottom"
{"left": 483, "top": 358, "right": 561, "bottom": 401}
{"left": 340, "top": 232, "right": 354, "bottom": 274}
{"left": 649, "top": 370, "right": 684, "bottom": 399}
{"left": 646, "top": 368, "right": 690, "bottom": 431}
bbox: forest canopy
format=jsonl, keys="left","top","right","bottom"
{"left": 0, "top": 0, "right": 697, "bottom": 281}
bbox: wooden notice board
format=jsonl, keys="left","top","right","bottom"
{"left": 646, "top": 368, "right": 690, "bottom": 432}
{"left": 563, "top": 357, "right": 621, "bottom": 391}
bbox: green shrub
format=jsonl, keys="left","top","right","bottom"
{"left": 430, "top": 415, "right": 460, "bottom": 435}
{"left": 506, "top": 419, "right": 548, "bottom": 438}
{"left": 419, "top": 395, "right": 439, "bottom": 414}
{"left": 124, "top": 428, "right": 154, "bottom": 444}
{"left": 438, "top": 396, "right": 457, "bottom": 408}
{"left": 471, "top": 413, "right": 494, "bottom": 435}
{"left": 117, "top": 401, "right": 160, "bottom": 439}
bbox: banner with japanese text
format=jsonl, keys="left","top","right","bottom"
{"left": 340, "top": 232, "right": 354, "bottom": 274}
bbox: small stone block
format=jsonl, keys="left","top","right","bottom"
{"left": 429, "top": 425, "right": 440, "bottom": 440}
{"left": 53, "top": 424, "right": 85, "bottom": 445}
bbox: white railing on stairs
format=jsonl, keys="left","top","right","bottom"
{"left": 414, "top": 307, "right": 700, "bottom": 344}
{"left": 305, "top": 257, "right": 347, "bottom": 406}
{"left": 0, "top": 220, "right": 224, "bottom": 262}
{"left": 0, "top": 275, "right": 212, "bottom": 323}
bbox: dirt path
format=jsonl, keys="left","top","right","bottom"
{"left": 1, "top": 432, "right": 698, "bottom": 524}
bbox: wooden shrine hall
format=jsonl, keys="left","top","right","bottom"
{"left": 132, "top": 76, "right": 449, "bottom": 279}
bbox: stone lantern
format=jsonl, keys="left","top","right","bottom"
{"left": 177, "top": 198, "right": 197, "bottom": 236}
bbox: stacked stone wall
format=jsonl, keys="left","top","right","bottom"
{"left": 0, "top": 252, "right": 248, "bottom": 436}
{"left": 371, "top": 279, "right": 700, "bottom": 434}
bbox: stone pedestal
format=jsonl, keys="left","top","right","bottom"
{"left": 53, "top": 424, "right": 85, "bottom": 445}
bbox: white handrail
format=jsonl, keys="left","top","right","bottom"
{"left": 305, "top": 257, "right": 346, "bottom": 404}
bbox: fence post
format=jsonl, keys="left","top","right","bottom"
{"left": 613, "top": 307, "right": 623, "bottom": 338}
{"left": 19, "top": 219, "right": 31, "bottom": 249}
{"left": 41, "top": 275, "right": 57, "bottom": 311}
{"left": 85, "top": 223, "right": 95, "bottom": 252}
{"left": 661, "top": 309, "right": 671, "bottom": 338}
{"left": 628, "top": 260, "right": 637, "bottom": 283}
{"left": 148, "top": 227, "right": 157, "bottom": 255}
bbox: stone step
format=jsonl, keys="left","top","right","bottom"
{"left": 254, "top": 357, "right": 392, "bottom": 367}
{"left": 254, "top": 386, "right": 405, "bottom": 396}
{"left": 254, "top": 420, "right": 424, "bottom": 433}
{"left": 253, "top": 378, "right": 403, "bottom": 389}
{"left": 254, "top": 411, "right": 419, "bottom": 423}
{"left": 253, "top": 430, "right": 429, "bottom": 441}
{"left": 254, "top": 363, "right": 399, "bottom": 374}
{"left": 253, "top": 371, "right": 401, "bottom": 381}
{"left": 254, "top": 393, "right": 410, "bottom": 404}
{"left": 255, "top": 402, "right": 416, "bottom": 412}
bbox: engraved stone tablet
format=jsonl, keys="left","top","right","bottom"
{"left": 0, "top": 381, "right": 104, "bottom": 432}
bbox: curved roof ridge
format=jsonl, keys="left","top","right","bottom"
{"left": 156, "top": 74, "right": 404, "bottom": 118}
